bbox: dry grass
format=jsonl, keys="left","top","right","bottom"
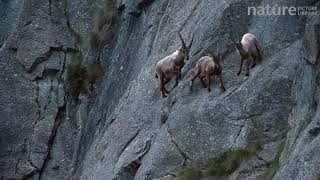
{"left": 66, "top": 53, "right": 86, "bottom": 100}
{"left": 178, "top": 166, "right": 202, "bottom": 180}
{"left": 86, "top": 58, "right": 104, "bottom": 84}
{"left": 87, "top": 32, "right": 102, "bottom": 50}
{"left": 95, "top": 0, "right": 120, "bottom": 30}
{"left": 177, "top": 145, "right": 263, "bottom": 179}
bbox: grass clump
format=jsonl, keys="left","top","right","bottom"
{"left": 87, "top": 28, "right": 114, "bottom": 50}
{"left": 259, "top": 140, "right": 285, "bottom": 180}
{"left": 206, "top": 145, "right": 262, "bottom": 177}
{"left": 95, "top": 0, "right": 120, "bottom": 31}
{"left": 86, "top": 58, "right": 104, "bottom": 84}
{"left": 87, "top": 32, "right": 102, "bottom": 50}
{"left": 70, "top": 27, "right": 83, "bottom": 45}
{"left": 177, "top": 145, "right": 263, "bottom": 179}
{"left": 206, "top": 149, "right": 251, "bottom": 176}
{"left": 66, "top": 53, "right": 86, "bottom": 100}
{"left": 178, "top": 166, "right": 202, "bottom": 180}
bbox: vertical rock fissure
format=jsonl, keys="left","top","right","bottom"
{"left": 166, "top": 124, "right": 193, "bottom": 166}
{"left": 118, "top": 129, "right": 141, "bottom": 158}
{"left": 231, "top": 118, "right": 249, "bottom": 148}
{"left": 37, "top": 105, "right": 66, "bottom": 180}
{"left": 48, "top": 0, "right": 52, "bottom": 18}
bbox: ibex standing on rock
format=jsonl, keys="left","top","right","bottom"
{"left": 189, "top": 53, "right": 226, "bottom": 93}
{"left": 155, "top": 33, "right": 194, "bottom": 97}
{"left": 234, "top": 33, "right": 262, "bottom": 76}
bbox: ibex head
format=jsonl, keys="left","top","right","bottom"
{"left": 232, "top": 32, "right": 242, "bottom": 50}
{"left": 233, "top": 40, "right": 242, "bottom": 50}
{"left": 178, "top": 32, "right": 194, "bottom": 61}
{"left": 211, "top": 52, "right": 223, "bottom": 71}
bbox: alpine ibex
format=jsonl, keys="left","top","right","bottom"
{"left": 234, "top": 33, "right": 262, "bottom": 76}
{"left": 189, "top": 53, "right": 226, "bottom": 92}
{"left": 155, "top": 33, "right": 194, "bottom": 97}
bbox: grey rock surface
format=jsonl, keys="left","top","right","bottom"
{"left": 0, "top": 0, "right": 320, "bottom": 180}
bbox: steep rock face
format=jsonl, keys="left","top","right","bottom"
{"left": 0, "top": 0, "right": 320, "bottom": 180}
{"left": 0, "top": 0, "right": 84, "bottom": 179}
{"left": 0, "top": 0, "right": 23, "bottom": 48}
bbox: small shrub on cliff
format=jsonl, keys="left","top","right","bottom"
{"left": 87, "top": 32, "right": 102, "bottom": 50}
{"left": 66, "top": 53, "right": 86, "bottom": 100}
{"left": 259, "top": 141, "right": 285, "bottom": 180}
{"left": 86, "top": 58, "right": 104, "bottom": 84}
{"left": 206, "top": 149, "right": 251, "bottom": 176}
{"left": 99, "top": 27, "right": 115, "bottom": 47}
{"left": 178, "top": 166, "right": 202, "bottom": 180}
{"left": 177, "top": 145, "right": 263, "bottom": 179}
{"left": 129, "top": 0, "right": 155, "bottom": 17}
{"left": 70, "top": 27, "right": 82, "bottom": 45}
{"left": 95, "top": 0, "right": 120, "bottom": 30}
{"left": 205, "top": 145, "right": 262, "bottom": 177}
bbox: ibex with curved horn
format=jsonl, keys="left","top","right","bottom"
{"left": 189, "top": 52, "right": 226, "bottom": 93}
{"left": 155, "top": 33, "right": 194, "bottom": 97}
{"left": 234, "top": 33, "right": 262, "bottom": 76}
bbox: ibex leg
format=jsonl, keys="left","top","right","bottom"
{"left": 200, "top": 76, "right": 207, "bottom": 88}
{"left": 251, "top": 56, "right": 257, "bottom": 68}
{"left": 159, "top": 74, "right": 167, "bottom": 97}
{"left": 246, "top": 58, "right": 252, "bottom": 76}
{"left": 237, "top": 58, "right": 244, "bottom": 76}
{"left": 219, "top": 75, "right": 226, "bottom": 92}
{"left": 207, "top": 74, "right": 212, "bottom": 92}
{"left": 189, "top": 69, "right": 200, "bottom": 90}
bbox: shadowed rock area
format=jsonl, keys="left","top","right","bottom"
{"left": 0, "top": 0, "right": 320, "bottom": 180}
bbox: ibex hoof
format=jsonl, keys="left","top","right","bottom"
{"left": 161, "top": 92, "right": 167, "bottom": 97}
{"left": 237, "top": 72, "right": 241, "bottom": 76}
{"left": 221, "top": 87, "right": 226, "bottom": 92}
{"left": 208, "top": 88, "right": 211, "bottom": 92}
{"left": 245, "top": 73, "right": 249, "bottom": 76}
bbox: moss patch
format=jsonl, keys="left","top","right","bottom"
{"left": 205, "top": 147, "right": 260, "bottom": 177}
{"left": 259, "top": 140, "right": 285, "bottom": 180}
{"left": 87, "top": 32, "right": 102, "bottom": 49}
{"left": 86, "top": 58, "right": 104, "bottom": 84}
{"left": 178, "top": 166, "right": 202, "bottom": 180}
{"left": 95, "top": 0, "right": 120, "bottom": 31}
{"left": 178, "top": 145, "right": 263, "bottom": 179}
{"left": 66, "top": 53, "right": 86, "bottom": 100}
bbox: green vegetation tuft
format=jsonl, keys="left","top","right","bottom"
{"left": 177, "top": 145, "right": 263, "bottom": 179}
{"left": 259, "top": 140, "right": 285, "bottom": 180}
{"left": 88, "top": 32, "right": 102, "bottom": 49}
{"left": 99, "top": 27, "right": 114, "bottom": 46}
{"left": 316, "top": 172, "right": 320, "bottom": 180}
{"left": 205, "top": 145, "right": 263, "bottom": 177}
{"left": 178, "top": 166, "right": 202, "bottom": 180}
{"left": 95, "top": 0, "right": 120, "bottom": 31}
{"left": 66, "top": 53, "right": 86, "bottom": 100}
{"left": 206, "top": 149, "right": 252, "bottom": 176}
{"left": 70, "top": 27, "right": 83, "bottom": 45}
{"left": 86, "top": 58, "right": 104, "bottom": 84}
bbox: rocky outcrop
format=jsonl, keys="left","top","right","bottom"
{"left": 0, "top": 0, "right": 319, "bottom": 180}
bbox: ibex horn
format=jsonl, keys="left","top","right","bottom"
{"left": 178, "top": 32, "right": 187, "bottom": 49}
{"left": 188, "top": 33, "right": 195, "bottom": 49}
{"left": 235, "top": 31, "right": 240, "bottom": 42}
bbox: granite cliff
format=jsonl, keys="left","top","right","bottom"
{"left": 0, "top": 0, "right": 320, "bottom": 179}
